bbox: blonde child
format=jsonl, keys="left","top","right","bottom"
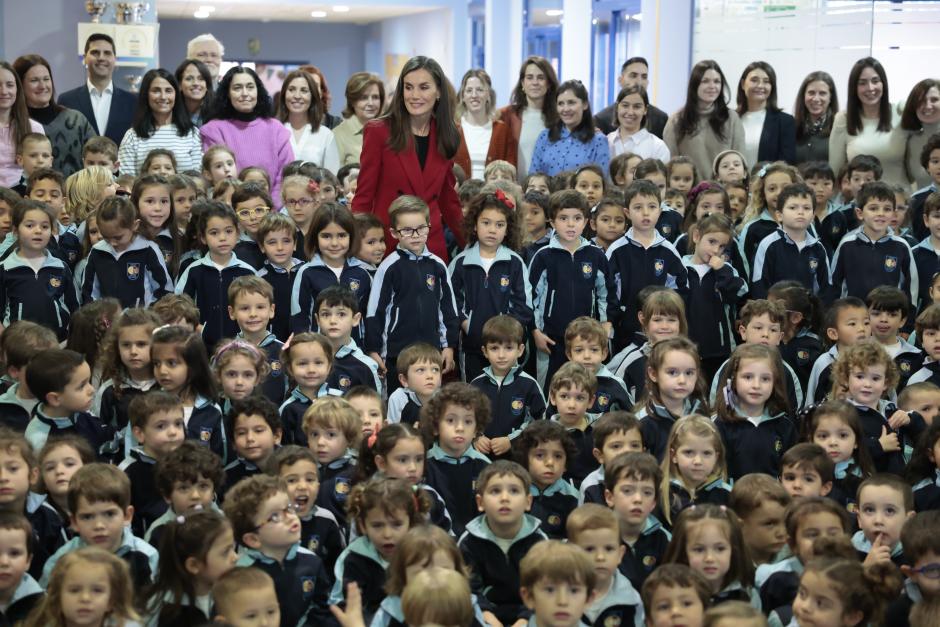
{"left": 140, "top": 510, "right": 236, "bottom": 625}
{"left": 683, "top": 213, "right": 749, "bottom": 378}
{"left": 281, "top": 174, "right": 321, "bottom": 261}
{"left": 660, "top": 415, "right": 730, "bottom": 527}
{"left": 64, "top": 165, "right": 117, "bottom": 228}
{"left": 664, "top": 504, "right": 758, "bottom": 607}
{"left": 239, "top": 165, "right": 272, "bottom": 193}
{"left": 713, "top": 343, "right": 797, "bottom": 480}
{"left": 201, "top": 145, "right": 237, "bottom": 187}
{"left": 38, "top": 435, "right": 95, "bottom": 519}
{"left": 519, "top": 540, "right": 598, "bottom": 627}
{"left": 290, "top": 202, "right": 371, "bottom": 339}
{"left": 738, "top": 162, "right": 800, "bottom": 265}
{"left": 637, "top": 337, "right": 708, "bottom": 462}
{"left": 23, "top": 547, "right": 139, "bottom": 627}
{"left": 483, "top": 160, "right": 516, "bottom": 183}
{"left": 278, "top": 332, "right": 338, "bottom": 447}
{"left": 211, "top": 339, "right": 270, "bottom": 412}
{"left": 450, "top": 188, "right": 530, "bottom": 382}
{"left": 150, "top": 326, "right": 226, "bottom": 463}
{"left": 328, "top": 476, "right": 431, "bottom": 618}
{"left": 830, "top": 339, "right": 924, "bottom": 475}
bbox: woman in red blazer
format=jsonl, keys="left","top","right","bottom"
{"left": 453, "top": 69, "right": 517, "bottom": 178}
{"left": 352, "top": 56, "right": 464, "bottom": 261}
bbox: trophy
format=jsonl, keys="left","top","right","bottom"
{"left": 124, "top": 74, "right": 143, "bottom": 93}
{"left": 115, "top": 2, "right": 150, "bottom": 24}
{"left": 85, "top": 0, "right": 110, "bottom": 23}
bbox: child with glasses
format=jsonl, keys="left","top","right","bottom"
{"left": 231, "top": 182, "right": 272, "bottom": 269}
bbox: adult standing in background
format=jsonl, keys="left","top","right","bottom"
{"left": 453, "top": 69, "right": 516, "bottom": 179}
{"left": 299, "top": 65, "right": 341, "bottom": 129}
{"left": 529, "top": 79, "right": 610, "bottom": 176}
{"left": 793, "top": 71, "right": 839, "bottom": 165}
{"left": 736, "top": 61, "right": 795, "bottom": 165}
{"left": 333, "top": 71, "right": 384, "bottom": 166}
{"left": 663, "top": 60, "right": 745, "bottom": 180}
{"left": 13, "top": 54, "right": 95, "bottom": 177}
{"left": 901, "top": 78, "right": 940, "bottom": 189}
{"left": 187, "top": 34, "right": 224, "bottom": 84}
{"left": 118, "top": 69, "right": 201, "bottom": 176}
{"left": 352, "top": 55, "right": 464, "bottom": 262}
{"left": 276, "top": 69, "right": 340, "bottom": 173}
{"left": 174, "top": 59, "right": 214, "bottom": 126}
{"left": 58, "top": 33, "right": 137, "bottom": 145}
{"left": 606, "top": 85, "right": 670, "bottom": 161}
{"left": 498, "top": 56, "right": 558, "bottom": 181}
{"left": 829, "top": 57, "right": 908, "bottom": 188}
{"left": 595, "top": 57, "right": 669, "bottom": 139}
{"left": 201, "top": 66, "right": 293, "bottom": 199}
{"left": 0, "top": 61, "right": 44, "bottom": 187}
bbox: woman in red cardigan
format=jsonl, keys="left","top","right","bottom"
{"left": 351, "top": 56, "right": 464, "bottom": 261}
{"left": 453, "top": 69, "right": 516, "bottom": 179}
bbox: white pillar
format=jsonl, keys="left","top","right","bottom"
{"left": 639, "top": 0, "right": 693, "bottom": 114}
{"left": 485, "top": 0, "right": 523, "bottom": 106}
{"left": 561, "top": 0, "right": 592, "bottom": 81}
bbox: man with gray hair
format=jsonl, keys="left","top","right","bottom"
{"left": 187, "top": 34, "right": 224, "bottom": 81}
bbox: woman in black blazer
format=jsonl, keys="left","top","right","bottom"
{"left": 736, "top": 61, "right": 796, "bottom": 164}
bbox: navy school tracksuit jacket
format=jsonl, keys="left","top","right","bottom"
{"left": 907, "top": 359, "right": 940, "bottom": 389}
{"left": 299, "top": 506, "right": 346, "bottom": 584}
{"left": 24, "top": 404, "right": 112, "bottom": 456}
{"left": 25, "top": 492, "right": 66, "bottom": 581}
{"left": 329, "top": 339, "right": 382, "bottom": 394}
{"left": 448, "top": 243, "right": 534, "bottom": 354}
{"left": 614, "top": 343, "right": 650, "bottom": 402}
{"left": 470, "top": 365, "right": 546, "bottom": 439}
{"left": 739, "top": 211, "right": 779, "bottom": 268}
{"left": 234, "top": 233, "right": 265, "bottom": 270}
{"left": 638, "top": 401, "right": 700, "bottom": 463}
{"left": 715, "top": 411, "right": 798, "bottom": 480}
{"left": 852, "top": 399, "right": 925, "bottom": 475}
{"left": 750, "top": 228, "right": 831, "bottom": 299}
{"left": 529, "top": 478, "right": 579, "bottom": 539}
{"left": 606, "top": 228, "right": 686, "bottom": 340}
{"left": 710, "top": 356, "right": 804, "bottom": 412}
{"left": 279, "top": 384, "right": 343, "bottom": 446}
{"left": 458, "top": 514, "right": 548, "bottom": 626}
{"left": 551, "top": 413, "right": 599, "bottom": 488}
{"left": 424, "top": 443, "right": 491, "bottom": 536}
{"left": 544, "top": 364, "right": 632, "bottom": 416}
{"left": 183, "top": 395, "right": 228, "bottom": 464}
{"left": 819, "top": 204, "right": 859, "bottom": 257}
{"left": 674, "top": 232, "right": 749, "bottom": 286}
{"left": 258, "top": 258, "right": 303, "bottom": 342}
{"left": 830, "top": 230, "right": 918, "bottom": 301}
{"left": 663, "top": 478, "right": 732, "bottom": 530}
{"left": 913, "top": 469, "right": 940, "bottom": 512}
{"left": 365, "top": 246, "right": 459, "bottom": 360}
{"left": 911, "top": 237, "right": 940, "bottom": 313}
{"left": 618, "top": 515, "right": 671, "bottom": 592}
{"left": 682, "top": 255, "right": 749, "bottom": 360}
{"left": 910, "top": 184, "right": 938, "bottom": 242}
{"left": 175, "top": 253, "right": 258, "bottom": 350}
{"left": 329, "top": 536, "right": 389, "bottom": 620}
{"left": 80, "top": 236, "right": 172, "bottom": 308}
{"left": 119, "top": 448, "right": 167, "bottom": 538}
{"left": 243, "top": 332, "right": 288, "bottom": 406}
{"left": 529, "top": 235, "right": 618, "bottom": 343}
{"left": 583, "top": 570, "right": 644, "bottom": 627}
{"left": 290, "top": 254, "right": 371, "bottom": 339}
{"left": 655, "top": 206, "right": 683, "bottom": 243}
{"left": 805, "top": 345, "right": 839, "bottom": 406}
{"left": 891, "top": 338, "right": 924, "bottom": 392}
{"left": 237, "top": 543, "right": 332, "bottom": 627}
{"left": 780, "top": 329, "right": 824, "bottom": 393}
{"left": 0, "top": 384, "right": 37, "bottom": 432}
{"left": 0, "top": 573, "right": 42, "bottom": 627}
{"left": 0, "top": 252, "right": 76, "bottom": 341}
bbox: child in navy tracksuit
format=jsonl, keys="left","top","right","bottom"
{"left": 175, "top": 202, "right": 257, "bottom": 352}
{"left": 681, "top": 213, "right": 749, "bottom": 378}
{"left": 515, "top": 420, "right": 578, "bottom": 539}
{"left": 290, "top": 202, "right": 371, "bottom": 342}
{"left": 278, "top": 333, "right": 342, "bottom": 447}
{"left": 867, "top": 287, "right": 924, "bottom": 391}
{"left": 365, "top": 197, "right": 459, "bottom": 391}
{"left": 909, "top": 304, "right": 940, "bottom": 388}
{"left": 315, "top": 286, "right": 382, "bottom": 394}
{"left": 449, "top": 189, "right": 533, "bottom": 383}
{"left": 911, "top": 192, "right": 940, "bottom": 316}
{"left": 529, "top": 189, "right": 617, "bottom": 389}
{"left": 750, "top": 183, "right": 832, "bottom": 299}
{"left": 606, "top": 180, "right": 686, "bottom": 349}
{"left": 470, "top": 315, "right": 546, "bottom": 457}
{"left": 561, "top": 317, "right": 632, "bottom": 413}
{"left": 819, "top": 154, "right": 882, "bottom": 255}
{"left": 770, "top": 281, "right": 824, "bottom": 393}
{"left": 830, "top": 182, "right": 918, "bottom": 301}
{"left": 805, "top": 297, "right": 871, "bottom": 405}
{"left": 256, "top": 212, "right": 304, "bottom": 342}
{"left": 0, "top": 200, "right": 76, "bottom": 342}
{"left": 738, "top": 163, "right": 800, "bottom": 267}
{"left": 230, "top": 182, "right": 272, "bottom": 270}
{"left": 80, "top": 196, "right": 173, "bottom": 308}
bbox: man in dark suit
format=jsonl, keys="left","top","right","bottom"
{"left": 58, "top": 33, "right": 137, "bottom": 144}
{"left": 594, "top": 57, "right": 669, "bottom": 139}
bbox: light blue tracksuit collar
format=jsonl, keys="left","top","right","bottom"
{"left": 427, "top": 442, "right": 490, "bottom": 465}
{"left": 459, "top": 242, "right": 513, "bottom": 267}
{"left": 852, "top": 529, "right": 903, "bottom": 557}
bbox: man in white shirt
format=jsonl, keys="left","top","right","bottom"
{"left": 187, "top": 34, "right": 225, "bottom": 83}
{"left": 58, "top": 33, "right": 137, "bottom": 144}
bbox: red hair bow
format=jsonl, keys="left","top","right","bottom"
{"left": 494, "top": 188, "right": 515, "bottom": 211}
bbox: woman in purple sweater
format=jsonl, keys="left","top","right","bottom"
{"left": 201, "top": 66, "right": 294, "bottom": 199}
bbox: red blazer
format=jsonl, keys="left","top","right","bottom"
{"left": 352, "top": 118, "right": 465, "bottom": 261}
{"left": 454, "top": 119, "right": 518, "bottom": 177}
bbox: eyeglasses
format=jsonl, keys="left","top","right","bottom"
{"left": 394, "top": 224, "right": 430, "bottom": 238}
{"left": 254, "top": 503, "right": 298, "bottom": 530}
{"left": 236, "top": 206, "right": 269, "bottom": 220}
{"left": 911, "top": 563, "right": 940, "bottom": 579}
{"left": 284, "top": 198, "right": 315, "bottom": 209}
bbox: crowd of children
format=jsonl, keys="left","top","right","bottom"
{"left": 0, "top": 105, "right": 938, "bottom": 627}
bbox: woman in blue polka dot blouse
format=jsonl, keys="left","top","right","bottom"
{"left": 529, "top": 79, "right": 610, "bottom": 177}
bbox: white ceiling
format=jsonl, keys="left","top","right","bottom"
{"left": 156, "top": 1, "right": 439, "bottom": 24}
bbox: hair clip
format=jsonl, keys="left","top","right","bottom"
{"left": 176, "top": 515, "right": 185, "bottom": 524}
{"left": 308, "top": 180, "right": 321, "bottom": 194}
{"left": 722, "top": 380, "right": 737, "bottom": 409}
{"left": 687, "top": 181, "right": 714, "bottom": 205}
{"left": 282, "top": 333, "right": 294, "bottom": 351}
{"left": 411, "top": 484, "right": 420, "bottom": 511}
{"left": 757, "top": 164, "right": 769, "bottom": 179}
{"left": 214, "top": 338, "right": 262, "bottom": 362}
{"left": 101, "top": 316, "right": 112, "bottom": 330}
{"left": 367, "top": 433, "right": 378, "bottom": 449}
{"left": 152, "top": 324, "right": 173, "bottom": 336}
{"left": 493, "top": 188, "right": 516, "bottom": 211}
{"left": 797, "top": 403, "right": 818, "bottom": 424}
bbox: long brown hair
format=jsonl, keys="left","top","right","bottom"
{"left": 735, "top": 61, "right": 780, "bottom": 114}
{"left": 0, "top": 61, "right": 33, "bottom": 150}
{"left": 12, "top": 54, "right": 63, "bottom": 112}
{"left": 509, "top": 56, "right": 559, "bottom": 126}
{"left": 381, "top": 56, "right": 460, "bottom": 158}
{"left": 900, "top": 78, "right": 940, "bottom": 132}
{"left": 714, "top": 344, "right": 790, "bottom": 423}
{"left": 794, "top": 71, "right": 839, "bottom": 141}
{"left": 845, "top": 57, "right": 891, "bottom": 135}
{"left": 676, "top": 60, "right": 731, "bottom": 143}
{"left": 276, "top": 69, "right": 324, "bottom": 131}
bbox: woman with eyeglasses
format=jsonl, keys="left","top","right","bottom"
{"left": 735, "top": 60, "right": 796, "bottom": 165}
{"left": 201, "top": 66, "right": 294, "bottom": 200}
{"left": 453, "top": 68, "right": 516, "bottom": 179}
{"left": 829, "top": 57, "right": 908, "bottom": 188}
{"left": 351, "top": 56, "right": 464, "bottom": 261}
{"left": 12, "top": 54, "right": 94, "bottom": 178}
{"left": 529, "top": 79, "right": 610, "bottom": 177}
{"left": 174, "top": 59, "right": 214, "bottom": 127}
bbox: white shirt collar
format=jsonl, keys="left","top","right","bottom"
{"left": 86, "top": 79, "right": 114, "bottom": 96}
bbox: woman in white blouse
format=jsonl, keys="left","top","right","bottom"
{"left": 607, "top": 85, "right": 670, "bottom": 161}
{"left": 276, "top": 69, "right": 340, "bottom": 173}
{"left": 454, "top": 69, "right": 516, "bottom": 179}
{"left": 829, "top": 57, "right": 908, "bottom": 188}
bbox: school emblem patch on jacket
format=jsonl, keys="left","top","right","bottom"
{"left": 899, "top": 360, "right": 912, "bottom": 373}
{"left": 425, "top": 274, "right": 436, "bottom": 290}
{"left": 797, "top": 350, "right": 810, "bottom": 363}
{"left": 338, "top": 375, "right": 352, "bottom": 390}
{"left": 808, "top": 257, "right": 819, "bottom": 271}
{"left": 581, "top": 262, "right": 593, "bottom": 278}
{"left": 48, "top": 276, "right": 62, "bottom": 292}
{"left": 199, "top": 427, "right": 212, "bottom": 442}
{"left": 270, "top": 360, "right": 282, "bottom": 376}
{"left": 334, "top": 477, "right": 351, "bottom": 500}
{"left": 511, "top": 396, "right": 525, "bottom": 415}
{"left": 654, "top": 259, "right": 665, "bottom": 276}
{"left": 126, "top": 262, "right": 141, "bottom": 280}
{"left": 596, "top": 393, "right": 610, "bottom": 408}
{"left": 661, "top": 225, "right": 672, "bottom": 235}
{"left": 884, "top": 256, "right": 898, "bottom": 272}
{"left": 499, "top": 275, "right": 510, "bottom": 291}
{"left": 301, "top": 577, "right": 315, "bottom": 597}
{"left": 348, "top": 278, "right": 360, "bottom": 292}
{"left": 307, "top": 535, "right": 320, "bottom": 552}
